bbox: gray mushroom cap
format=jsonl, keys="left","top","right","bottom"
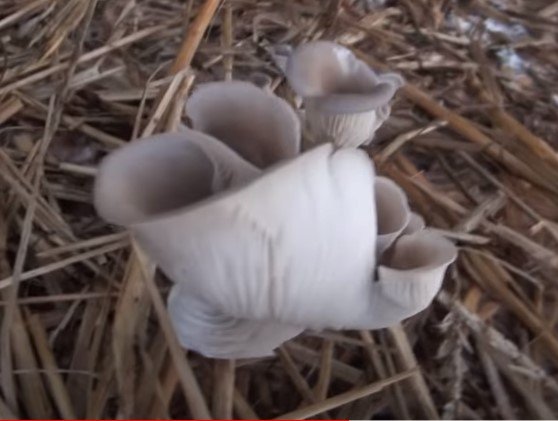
{"left": 186, "top": 81, "right": 301, "bottom": 168}
{"left": 284, "top": 41, "right": 404, "bottom": 147}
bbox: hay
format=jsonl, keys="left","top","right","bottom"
{"left": 1, "top": 0, "right": 557, "bottom": 418}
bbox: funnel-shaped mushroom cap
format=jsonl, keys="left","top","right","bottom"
{"left": 368, "top": 230, "right": 457, "bottom": 327}
{"left": 285, "top": 41, "right": 403, "bottom": 108}
{"left": 186, "top": 81, "right": 301, "bottom": 168}
{"left": 284, "top": 41, "right": 403, "bottom": 147}
{"left": 375, "top": 177, "right": 411, "bottom": 255}
{"left": 94, "top": 130, "right": 260, "bottom": 226}
{"left": 95, "top": 134, "right": 455, "bottom": 359}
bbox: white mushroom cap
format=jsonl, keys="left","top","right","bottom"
{"left": 284, "top": 41, "right": 404, "bottom": 147}
{"left": 94, "top": 130, "right": 260, "bottom": 226}
{"left": 286, "top": 41, "right": 367, "bottom": 98}
{"left": 132, "top": 144, "right": 378, "bottom": 330}
{"left": 94, "top": 128, "right": 456, "bottom": 358}
{"left": 285, "top": 41, "right": 403, "bottom": 108}
{"left": 373, "top": 230, "right": 457, "bottom": 326}
{"left": 186, "top": 81, "right": 301, "bottom": 168}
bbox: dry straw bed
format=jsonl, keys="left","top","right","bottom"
{"left": 0, "top": 0, "right": 557, "bottom": 419}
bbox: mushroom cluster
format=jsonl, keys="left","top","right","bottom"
{"left": 94, "top": 41, "right": 457, "bottom": 359}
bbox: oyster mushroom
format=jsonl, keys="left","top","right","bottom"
{"left": 284, "top": 40, "right": 404, "bottom": 148}
{"left": 94, "top": 82, "right": 456, "bottom": 359}
{"left": 185, "top": 80, "right": 300, "bottom": 168}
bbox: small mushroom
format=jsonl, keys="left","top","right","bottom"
{"left": 369, "top": 230, "right": 457, "bottom": 328}
{"left": 284, "top": 41, "right": 404, "bottom": 148}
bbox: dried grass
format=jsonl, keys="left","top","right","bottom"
{"left": 1, "top": 0, "right": 558, "bottom": 418}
